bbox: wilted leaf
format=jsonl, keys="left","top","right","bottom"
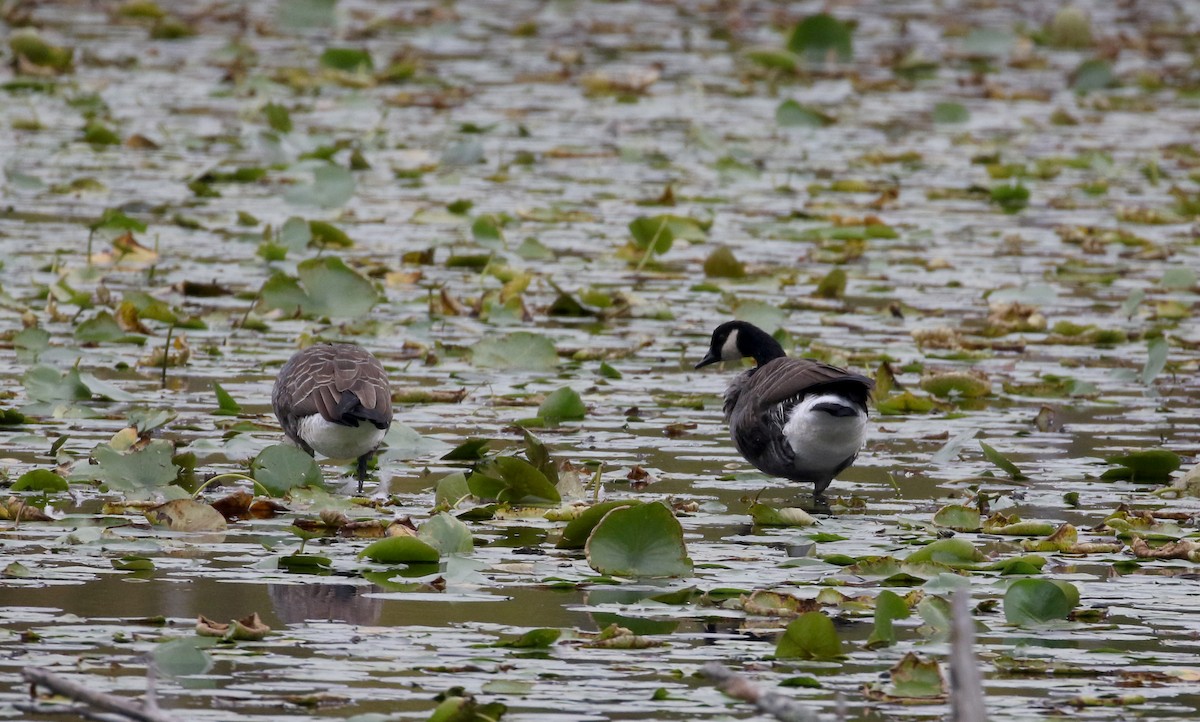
{"left": 145, "top": 499, "right": 228, "bottom": 533}
{"left": 931, "top": 504, "right": 981, "bottom": 532}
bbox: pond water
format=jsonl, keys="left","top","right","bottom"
{"left": 2, "top": 0, "right": 1200, "bottom": 720}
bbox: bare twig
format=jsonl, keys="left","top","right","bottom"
{"left": 949, "top": 589, "right": 988, "bottom": 722}
{"left": 21, "top": 667, "right": 182, "bottom": 722}
{"left": 702, "top": 662, "right": 828, "bottom": 722}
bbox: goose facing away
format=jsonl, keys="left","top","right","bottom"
{"left": 696, "top": 321, "right": 874, "bottom": 495}
{"left": 272, "top": 343, "right": 393, "bottom": 492}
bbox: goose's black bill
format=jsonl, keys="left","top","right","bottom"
{"left": 695, "top": 350, "right": 720, "bottom": 369}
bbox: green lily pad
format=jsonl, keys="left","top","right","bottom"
{"left": 434, "top": 471, "right": 472, "bottom": 509}
{"left": 470, "top": 332, "right": 558, "bottom": 371}
{"left": 749, "top": 502, "right": 817, "bottom": 527}
{"left": 213, "top": 382, "right": 242, "bottom": 415}
{"left": 933, "top": 102, "right": 970, "bottom": 124}
{"left": 931, "top": 504, "right": 981, "bottom": 532}
{"left": 775, "top": 611, "right": 843, "bottom": 660}
{"left": 417, "top": 512, "right": 474, "bottom": 555}
{"left": 905, "top": 538, "right": 985, "bottom": 569}
{"left": 775, "top": 100, "right": 834, "bottom": 128}
{"left": 1004, "top": 578, "right": 1078, "bottom": 626}
{"left": 359, "top": 535, "right": 440, "bottom": 564}
{"left": 22, "top": 365, "right": 92, "bottom": 403}
{"left": 787, "top": 13, "right": 853, "bottom": 62}
{"left": 259, "top": 256, "right": 381, "bottom": 320}
{"left": 1102, "top": 449, "right": 1181, "bottom": 483}
{"left": 980, "top": 441, "right": 1029, "bottom": 480}
{"left": 494, "top": 628, "right": 561, "bottom": 648}
{"left": 91, "top": 439, "right": 180, "bottom": 492}
{"left": 13, "top": 469, "right": 68, "bottom": 493}
{"left": 538, "top": 387, "right": 586, "bottom": 423}
{"left": 703, "top": 245, "right": 746, "bottom": 278}
{"left": 866, "top": 590, "right": 910, "bottom": 649}
{"left": 251, "top": 444, "right": 323, "bottom": 497}
{"left": 585, "top": 502, "right": 692, "bottom": 578}
{"left": 152, "top": 637, "right": 212, "bottom": 678}
{"left": 468, "top": 456, "right": 561, "bottom": 505}
{"left": 284, "top": 163, "right": 356, "bottom": 209}
{"left": 557, "top": 500, "right": 642, "bottom": 549}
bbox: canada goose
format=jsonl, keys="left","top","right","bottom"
{"left": 272, "top": 343, "right": 393, "bottom": 492}
{"left": 696, "top": 321, "right": 873, "bottom": 495}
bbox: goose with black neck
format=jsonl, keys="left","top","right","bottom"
{"left": 696, "top": 321, "right": 874, "bottom": 497}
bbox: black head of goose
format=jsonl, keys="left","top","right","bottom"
{"left": 696, "top": 321, "right": 874, "bottom": 495}
{"left": 272, "top": 343, "right": 393, "bottom": 492}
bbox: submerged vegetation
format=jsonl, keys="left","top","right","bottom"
{"left": 1, "top": 0, "right": 1199, "bottom": 720}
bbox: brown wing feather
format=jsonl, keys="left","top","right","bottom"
{"left": 742, "top": 357, "right": 874, "bottom": 415}
{"left": 273, "top": 344, "right": 393, "bottom": 431}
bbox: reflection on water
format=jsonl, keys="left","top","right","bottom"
{"left": 268, "top": 583, "right": 384, "bottom": 626}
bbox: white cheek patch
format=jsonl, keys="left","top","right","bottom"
{"left": 720, "top": 328, "right": 741, "bottom": 360}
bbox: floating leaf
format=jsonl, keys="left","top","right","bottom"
{"left": 470, "top": 332, "right": 558, "bottom": 371}
{"left": 991, "top": 182, "right": 1030, "bottom": 213}
{"left": 320, "top": 47, "right": 373, "bottom": 73}
{"left": 1004, "top": 578, "right": 1078, "bottom": 625}
{"left": 494, "top": 628, "right": 561, "bottom": 648}
{"left": 417, "top": 512, "right": 474, "bottom": 555}
{"left": 1141, "top": 337, "right": 1168, "bottom": 385}
{"left": 213, "top": 382, "right": 242, "bottom": 415}
{"left": 875, "top": 391, "right": 935, "bottom": 415}
{"left": 251, "top": 444, "right": 323, "bottom": 496}
{"left": 1072, "top": 59, "right": 1115, "bottom": 93}
{"left": 775, "top": 611, "right": 843, "bottom": 660}
{"left": 91, "top": 439, "right": 179, "bottom": 492}
{"left": 921, "top": 370, "right": 991, "bottom": 398}
{"left": 931, "top": 504, "right": 981, "bottom": 532}
{"left": 813, "top": 268, "right": 846, "bottom": 299}
{"left": 259, "top": 256, "right": 380, "bottom": 319}
{"left": 284, "top": 163, "right": 356, "bottom": 209}
{"left": 434, "top": 471, "right": 472, "bottom": 509}
{"left": 933, "top": 102, "right": 969, "bottom": 124}
{"left": 145, "top": 499, "right": 228, "bottom": 533}
{"left": 468, "top": 456, "right": 561, "bottom": 505}
{"left": 787, "top": 14, "right": 853, "bottom": 62}
{"left": 866, "top": 590, "right": 910, "bottom": 648}
{"left": 775, "top": 100, "right": 834, "bottom": 128}
{"left": 359, "top": 535, "right": 440, "bottom": 564}
{"left": 905, "top": 538, "right": 985, "bottom": 568}
{"left": 888, "top": 653, "right": 947, "bottom": 699}
{"left": 22, "top": 365, "right": 92, "bottom": 403}
{"left": 585, "top": 502, "right": 692, "bottom": 578}
{"left": 1102, "top": 449, "right": 1181, "bottom": 483}
{"left": 538, "top": 387, "right": 586, "bottom": 423}
{"left": 13, "top": 469, "right": 68, "bottom": 493}
{"left": 557, "top": 500, "right": 641, "bottom": 549}
{"left": 152, "top": 637, "right": 212, "bottom": 678}
{"left": 749, "top": 502, "right": 817, "bottom": 527}
{"left": 980, "top": 441, "right": 1029, "bottom": 480}
{"left": 442, "top": 439, "right": 491, "bottom": 461}
{"left": 703, "top": 246, "right": 745, "bottom": 278}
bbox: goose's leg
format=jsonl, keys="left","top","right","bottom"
{"left": 355, "top": 454, "right": 369, "bottom": 494}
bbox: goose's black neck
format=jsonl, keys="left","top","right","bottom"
{"left": 737, "top": 323, "right": 787, "bottom": 366}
